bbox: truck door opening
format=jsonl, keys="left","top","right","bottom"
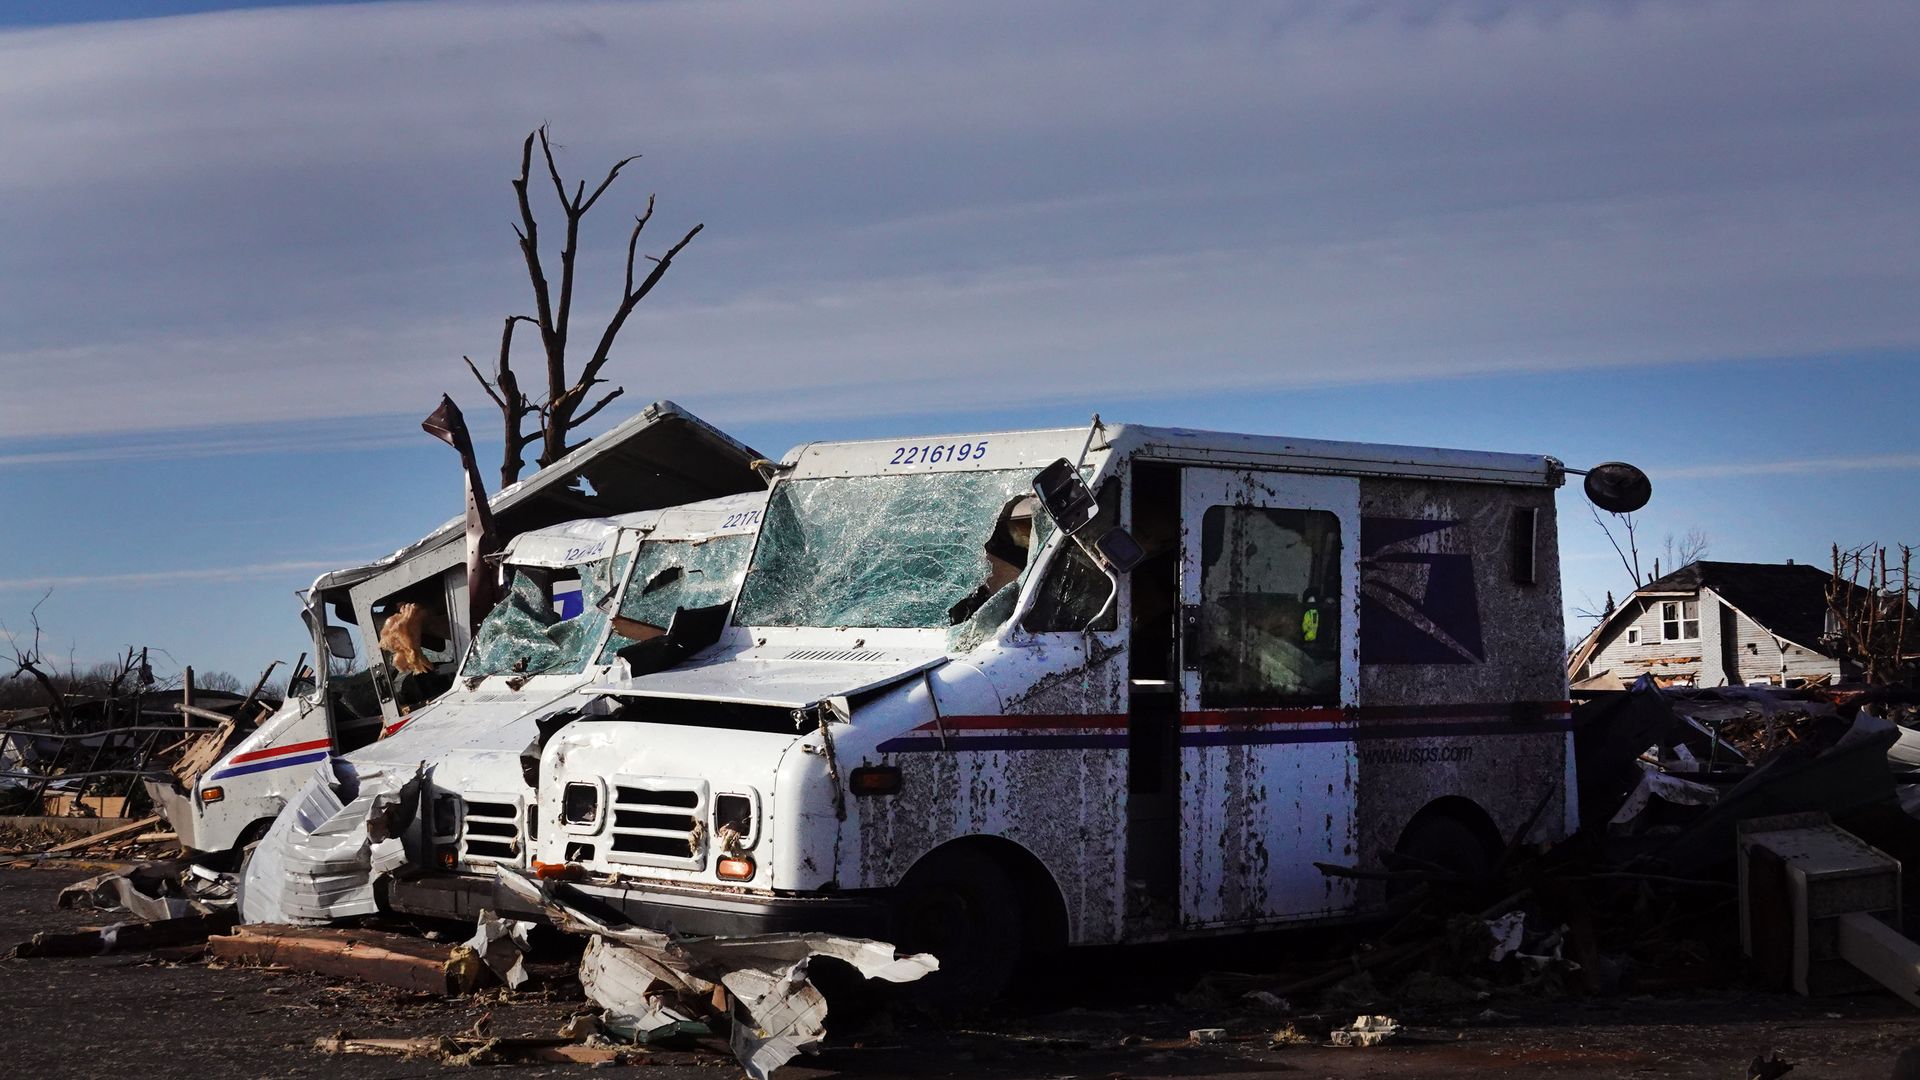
{"left": 1125, "top": 462, "right": 1181, "bottom": 928}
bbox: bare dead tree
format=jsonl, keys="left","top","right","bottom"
{"left": 1, "top": 590, "right": 70, "bottom": 729}
{"left": 463, "top": 126, "right": 704, "bottom": 487}
{"left": 1663, "top": 527, "right": 1710, "bottom": 572}
{"left": 1828, "top": 542, "right": 1918, "bottom": 685}
{"left": 1589, "top": 506, "right": 1647, "bottom": 591}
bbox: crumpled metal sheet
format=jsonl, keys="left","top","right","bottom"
{"left": 463, "top": 908, "right": 535, "bottom": 989}
{"left": 239, "top": 757, "right": 419, "bottom": 925}
{"left": 498, "top": 870, "right": 937, "bottom": 1079}
{"left": 58, "top": 859, "right": 235, "bottom": 922}
{"left": 1608, "top": 762, "right": 1723, "bottom": 827}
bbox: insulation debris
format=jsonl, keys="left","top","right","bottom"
{"left": 498, "top": 869, "right": 937, "bottom": 1079}
{"left": 238, "top": 756, "right": 420, "bottom": 925}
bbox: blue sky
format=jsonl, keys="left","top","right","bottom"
{"left": 1, "top": 0, "right": 1916, "bottom": 682}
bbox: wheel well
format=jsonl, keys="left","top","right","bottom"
{"left": 907, "top": 836, "right": 1069, "bottom": 952}
{"left": 1395, "top": 796, "right": 1504, "bottom": 862}
{"left": 236, "top": 816, "right": 276, "bottom": 850}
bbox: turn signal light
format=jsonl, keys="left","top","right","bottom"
{"left": 199, "top": 786, "right": 224, "bottom": 805}
{"left": 716, "top": 856, "right": 756, "bottom": 881}
{"left": 848, "top": 765, "right": 902, "bottom": 796}
{"left": 438, "top": 847, "right": 458, "bottom": 868}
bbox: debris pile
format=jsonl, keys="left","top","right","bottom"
{"left": 1, "top": 665, "right": 281, "bottom": 828}
{"left": 498, "top": 869, "right": 938, "bottom": 1079}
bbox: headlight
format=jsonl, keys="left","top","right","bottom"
{"left": 562, "top": 781, "right": 600, "bottom": 826}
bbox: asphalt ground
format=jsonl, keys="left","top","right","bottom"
{"left": 4, "top": 865, "right": 1920, "bottom": 1079}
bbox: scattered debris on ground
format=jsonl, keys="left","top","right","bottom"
{"left": 12, "top": 681, "right": 1920, "bottom": 1077}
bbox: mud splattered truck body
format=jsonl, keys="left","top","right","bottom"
{"left": 521, "top": 421, "right": 1584, "bottom": 999}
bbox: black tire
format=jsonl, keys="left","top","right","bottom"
{"left": 231, "top": 818, "right": 275, "bottom": 875}
{"left": 1391, "top": 814, "right": 1495, "bottom": 901}
{"left": 892, "top": 847, "right": 1025, "bottom": 1010}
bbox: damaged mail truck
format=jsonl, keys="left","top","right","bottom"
{"left": 157, "top": 402, "right": 763, "bottom": 857}
{"left": 354, "top": 491, "right": 767, "bottom": 905}
{"left": 467, "top": 421, "right": 1647, "bottom": 1002}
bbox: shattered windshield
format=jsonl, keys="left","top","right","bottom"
{"left": 463, "top": 555, "right": 627, "bottom": 677}
{"left": 735, "top": 470, "right": 1040, "bottom": 629}
{"left": 597, "top": 535, "right": 755, "bottom": 661}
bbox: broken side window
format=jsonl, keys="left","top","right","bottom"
{"left": 323, "top": 616, "right": 382, "bottom": 724}
{"left": 1196, "top": 506, "right": 1342, "bottom": 709}
{"left": 597, "top": 535, "right": 755, "bottom": 662}
{"left": 463, "top": 555, "right": 628, "bottom": 678}
{"left": 735, "top": 470, "right": 1041, "bottom": 629}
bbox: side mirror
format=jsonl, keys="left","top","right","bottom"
{"left": 323, "top": 625, "right": 357, "bottom": 661}
{"left": 1583, "top": 462, "right": 1653, "bottom": 514}
{"left": 1032, "top": 458, "right": 1145, "bottom": 574}
{"left": 1032, "top": 459, "right": 1098, "bottom": 534}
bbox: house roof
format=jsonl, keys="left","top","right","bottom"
{"left": 1567, "top": 559, "right": 1845, "bottom": 679}
{"left": 1645, "top": 561, "right": 1838, "bottom": 651}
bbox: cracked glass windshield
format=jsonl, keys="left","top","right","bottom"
{"left": 463, "top": 555, "right": 627, "bottom": 677}
{"left": 734, "top": 470, "right": 1040, "bottom": 629}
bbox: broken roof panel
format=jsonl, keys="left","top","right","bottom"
{"left": 311, "top": 401, "right": 765, "bottom": 594}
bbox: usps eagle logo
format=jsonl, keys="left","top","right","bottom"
{"left": 1359, "top": 516, "right": 1486, "bottom": 664}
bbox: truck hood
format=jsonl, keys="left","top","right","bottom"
{"left": 351, "top": 677, "right": 587, "bottom": 767}
{"left": 597, "top": 649, "right": 947, "bottom": 710}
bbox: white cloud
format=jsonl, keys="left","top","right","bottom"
{"left": 0, "top": 0, "right": 1916, "bottom": 439}
{"left": 0, "top": 559, "right": 345, "bottom": 592}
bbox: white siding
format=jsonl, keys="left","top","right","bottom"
{"left": 1586, "top": 594, "right": 1705, "bottom": 685}
{"left": 1708, "top": 587, "right": 1842, "bottom": 686}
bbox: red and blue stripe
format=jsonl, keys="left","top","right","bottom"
{"left": 207, "top": 737, "right": 332, "bottom": 780}
{"left": 875, "top": 701, "right": 1571, "bottom": 754}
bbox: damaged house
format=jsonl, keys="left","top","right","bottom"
{"left": 1569, "top": 560, "right": 1854, "bottom": 689}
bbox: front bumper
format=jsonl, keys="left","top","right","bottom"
{"left": 386, "top": 870, "right": 889, "bottom": 938}
{"left": 143, "top": 780, "right": 206, "bottom": 852}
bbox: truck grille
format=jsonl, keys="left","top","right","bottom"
{"left": 607, "top": 779, "right": 707, "bottom": 868}
{"left": 459, "top": 798, "right": 522, "bottom": 864}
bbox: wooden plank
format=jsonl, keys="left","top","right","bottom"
{"left": 314, "top": 1035, "right": 633, "bottom": 1065}
{"left": 38, "top": 814, "right": 163, "bottom": 854}
{"left": 10, "top": 909, "right": 237, "bottom": 958}
{"left": 212, "top": 924, "right": 481, "bottom": 996}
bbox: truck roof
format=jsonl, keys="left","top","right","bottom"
{"left": 500, "top": 489, "right": 767, "bottom": 569}
{"left": 309, "top": 401, "right": 766, "bottom": 594}
{"left": 781, "top": 421, "right": 1563, "bottom": 488}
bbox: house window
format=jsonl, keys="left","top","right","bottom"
{"left": 1661, "top": 600, "right": 1700, "bottom": 641}
{"left": 1625, "top": 627, "right": 1641, "bottom": 645}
